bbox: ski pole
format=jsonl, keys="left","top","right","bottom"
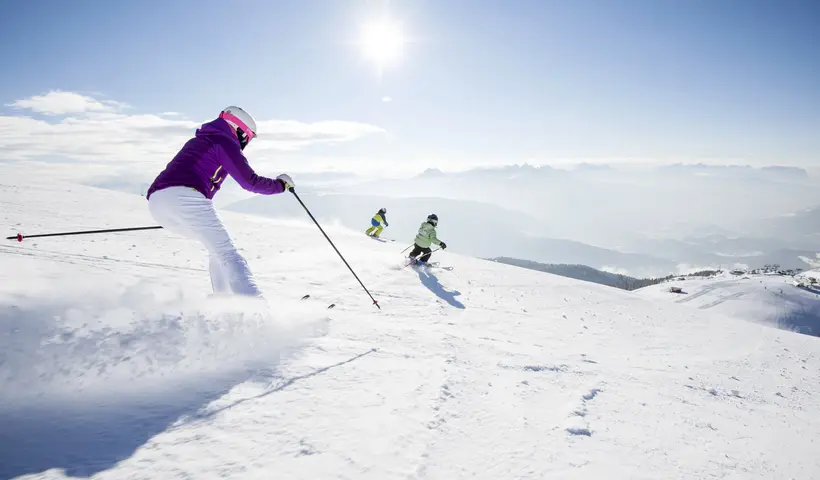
{"left": 400, "top": 244, "right": 412, "bottom": 254}
{"left": 288, "top": 188, "right": 381, "bottom": 310}
{"left": 417, "top": 247, "right": 443, "bottom": 258}
{"left": 6, "top": 225, "right": 163, "bottom": 242}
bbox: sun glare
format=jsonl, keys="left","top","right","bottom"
{"left": 359, "top": 18, "right": 405, "bottom": 67}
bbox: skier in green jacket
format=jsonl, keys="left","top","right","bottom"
{"left": 408, "top": 214, "right": 447, "bottom": 264}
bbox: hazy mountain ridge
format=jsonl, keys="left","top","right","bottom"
{"left": 225, "top": 192, "right": 680, "bottom": 277}
{"left": 752, "top": 206, "right": 820, "bottom": 249}
{"left": 657, "top": 163, "right": 810, "bottom": 181}
{"left": 418, "top": 163, "right": 811, "bottom": 181}
{"left": 318, "top": 162, "right": 820, "bottom": 251}
{"left": 619, "top": 236, "right": 819, "bottom": 271}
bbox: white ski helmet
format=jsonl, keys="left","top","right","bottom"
{"left": 219, "top": 106, "right": 257, "bottom": 150}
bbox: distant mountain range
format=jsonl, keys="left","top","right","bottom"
{"left": 750, "top": 206, "right": 820, "bottom": 250}
{"left": 225, "top": 188, "right": 819, "bottom": 277}
{"left": 314, "top": 163, "right": 820, "bottom": 250}
{"left": 225, "top": 192, "right": 679, "bottom": 277}
{"left": 618, "top": 235, "right": 819, "bottom": 271}
{"left": 656, "top": 163, "right": 809, "bottom": 181}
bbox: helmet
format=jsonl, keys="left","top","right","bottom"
{"left": 219, "top": 106, "right": 257, "bottom": 150}
{"left": 379, "top": 208, "right": 387, "bottom": 213}
{"left": 427, "top": 213, "right": 438, "bottom": 225}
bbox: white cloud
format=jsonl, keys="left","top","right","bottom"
{"left": 6, "top": 90, "right": 128, "bottom": 116}
{"left": 0, "top": 91, "right": 386, "bottom": 168}
{"left": 675, "top": 264, "right": 720, "bottom": 275}
{"left": 253, "top": 119, "right": 385, "bottom": 151}
{"left": 798, "top": 254, "right": 820, "bottom": 269}
{"left": 600, "top": 265, "right": 631, "bottom": 276}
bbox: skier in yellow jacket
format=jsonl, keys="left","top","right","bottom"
{"left": 408, "top": 214, "right": 447, "bottom": 264}
{"left": 365, "top": 208, "right": 388, "bottom": 238}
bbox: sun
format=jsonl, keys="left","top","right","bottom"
{"left": 359, "top": 18, "right": 405, "bottom": 67}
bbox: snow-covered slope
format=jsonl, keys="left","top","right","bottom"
{"left": 634, "top": 272, "right": 820, "bottom": 336}
{"left": 2, "top": 170, "right": 819, "bottom": 479}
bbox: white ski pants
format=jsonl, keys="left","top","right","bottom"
{"left": 148, "top": 186, "right": 262, "bottom": 297}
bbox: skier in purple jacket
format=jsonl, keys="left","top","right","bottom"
{"left": 147, "top": 106, "right": 293, "bottom": 298}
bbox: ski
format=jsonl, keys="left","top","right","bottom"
{"left": 403, "top": 260, "right": 454, "bottom": 271}
{"left": 367, "top": 235, "right": 395, "bottom": 243}
{"left": 424, "top": 262, "right": 454, "bottom": 271}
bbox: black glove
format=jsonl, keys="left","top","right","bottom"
{"left": 439, "top": 241, "right": 447, "bottom": 249}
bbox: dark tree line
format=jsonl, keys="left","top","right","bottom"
{"left": 489, "top": 257, "right": 690, "bottom": 291}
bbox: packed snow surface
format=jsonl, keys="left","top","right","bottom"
{"left": 635, "top": 271, "right": 820, "bottom": 336}
{"left": 1, "top": 170, "right": 819, "bottom": 479}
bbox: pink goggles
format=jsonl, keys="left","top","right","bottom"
{"left": 219, "top": 111, "right": 256, "bottom": 143}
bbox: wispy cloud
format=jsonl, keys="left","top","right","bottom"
{"left": 675, "top": 264, "right": 725, "bottom": 275}
{"left": 6, "top": 90, "right": 128, "bottom": 116}
{"left": 600, "top": 266, "right": 631, "bottom": 276}
{"left": 0, "top": 91, "right": 386, "bottom": 166}
{"left": 798, "top": 254, "right": 820, "bottom": 269}
{"left": 253, "top": 120, "right": 386, "bottom": 151}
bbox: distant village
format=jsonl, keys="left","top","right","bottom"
{"left": 662, "top": 263, "right": 820, "bottom": 294}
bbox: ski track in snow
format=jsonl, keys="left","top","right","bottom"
{"left": 674, "top": 279, "right": 740, "bottom": 304}
{"left": 698, "top": 291, "right": 746, "bottom": 309}
{"left": 1, "top": 172, "right": 820, "bottom": 479}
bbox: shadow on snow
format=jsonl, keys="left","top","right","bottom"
{"left": 188, "top": 348, "right": 378, "bottom": 423}
{"left": 0, "top": 373, "right": 251, "bottom": 479}
{"left": 0, "top": 292, "right": 310, "bottom": 479}
{"left": 416, "top": 267, "right": 466, "bottom": 309}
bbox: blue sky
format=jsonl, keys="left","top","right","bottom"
{"left": 0, "top": 0, "right": 818, "bottom": 174}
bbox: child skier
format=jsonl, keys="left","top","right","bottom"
{"left": 408, "top": 214, "right": 447, "bottom": 265}
{"left": 146, "top": 105, "right": 294, "bottom": 298}
{"left": 365, "top": 208, "right": 388, "bottom": 238}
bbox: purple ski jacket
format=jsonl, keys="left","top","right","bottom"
{"left": 146, "top": 117, "right": 285, "bottom": 200}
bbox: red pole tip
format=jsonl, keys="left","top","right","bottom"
{"left": 17, "top": 233, "right": 22, "bottom": 242}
